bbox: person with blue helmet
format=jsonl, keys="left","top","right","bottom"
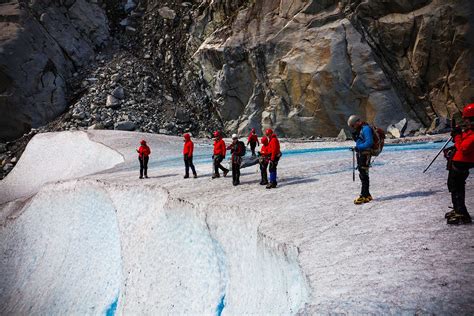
{"left": 348, "top": 115, "right": 374, "bottom": 204}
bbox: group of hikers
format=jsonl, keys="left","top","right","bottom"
{"left": 136, "top": 103, "right": 474, "bottom": 225}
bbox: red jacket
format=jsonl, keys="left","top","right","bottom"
{"left": 138, "top": 145, "right": 151, "bottom": 158}
{"left": 268, "top": 134, "right": 281, "bottom": 161}
{"left": 213, "top": 139, "right": 226, "bottom": 157}
{"left": 183, "top": 140, "right": 194, "bottom": 157}
{"left": 453, "top": 129, "right": 474, "bottom": 163}
{"left": 247, "top": 133, "right": 259, "bottom": 145}
{"left": 260, "top": 144, "right": 270, "bottom": 157}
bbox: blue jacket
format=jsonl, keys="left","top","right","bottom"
{"left": 356, "top": 124, "right": 374, "bottom": 151}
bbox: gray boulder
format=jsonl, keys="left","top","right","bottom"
{"left": 114, "top": 121, "right": 136, "bottom": 131}
{"left": 387, "top": 118, "right": 407, "bottom": 138}
{"left": 337, "top": 129, "right": 352, "bottom": 142}
{"left": 106, "top": 95, "right": 120, "bottom": 108}
{"left": 158, "top": 7, "right": 176, "bottom": 20}
{"left": 112, "top": 86, "right": 125, "bottom": 99}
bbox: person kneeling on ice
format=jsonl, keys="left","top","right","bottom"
{"left": 444, "top": 103, "right": 474, "bottom": 225}
{"left": 348, "top": 115, "right": 374, "bottom": 204}
{"left": 227, "top": 134, "right": 246, "bottom": 186}
{"left": 137, "top": 139, "right": 151, "bottom": 179}
{"left": 212, "top": 131, "right": 229, "bottom": 179}
{"left": 258, "top": 136, "right": 270, "bottom": 185}
{"left": 183, "top": 133, "right": 197, "bottom": 179}
{"left": 265, "top": 129, "right": 281, "bottom": 189}
{"left": 247, "top": 128, "right": 259, "bottom": 156}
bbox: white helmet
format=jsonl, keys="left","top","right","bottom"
{"left": 231, "top": 133, "right": 238, "bottom": 139}
{"left": 347, "top": 114, "right": 361, "bottom": 127}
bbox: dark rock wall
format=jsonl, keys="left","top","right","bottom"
{"left": 0, "top": 0, "right": 109, "bottom": 141}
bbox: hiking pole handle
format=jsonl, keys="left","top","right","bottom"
{"left": 422, "top": 137, "right": 453, "bottom": 173}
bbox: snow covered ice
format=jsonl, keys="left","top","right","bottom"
{"left": 0, "top": 131, "right": 473, "bottom": 314}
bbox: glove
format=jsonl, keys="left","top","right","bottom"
{"left": 269, "top": 160, "right": 275, "bottom": 169}
{"left": 451, "top": 126, "right": 462, "bottom": 137}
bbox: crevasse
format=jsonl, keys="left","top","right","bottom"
{"left": 0, "top": 180, "right": 310, "bottom": 314}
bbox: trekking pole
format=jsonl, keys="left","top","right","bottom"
{"left": 352, "top": 149, "right": 355, "bottom": 182}
{"left": 422, "top": 137, "right": 453, "bottom": 173}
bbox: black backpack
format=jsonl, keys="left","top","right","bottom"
{"left": 237, "top": 141, "right": 246, "bottom": 156}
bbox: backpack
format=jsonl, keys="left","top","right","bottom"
{"left": 237, "top": 141, "right": 246, "bottom": 156}
{"left": 370, "top": 125, "right": 385, "bottom": 156}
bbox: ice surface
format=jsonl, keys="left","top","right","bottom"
{"left": 0, "top": 131, "right": 473, "bottom": 314}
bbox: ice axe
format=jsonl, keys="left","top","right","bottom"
{"left": 422, "top": 136, "right": 452, "bottom": 173}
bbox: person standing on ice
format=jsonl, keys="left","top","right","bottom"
{"left": 347, "top": 115, "right": 374, "bottom": 204}
{"left": 227, "top": 134, "right": 246, "bottom": 186}
{"left": 212, "top": 131, "right": 229, "bottom": 179}
{"left": 265, "top": 128, "right": 281, "bottom": 189}
{"left": 445, "top": 103, "right": 474, "bottom": 225}
{"left": 183, "top": 133, "right": 197, "bottom": 179}
{"left": 258, "top": 136, "right": 270, "bottom": 185}
{"left": 137, "top": 139, "right": 151, "bottom": 179}
{"left": 247, "top": 128, "right": 260, "bottom": 156}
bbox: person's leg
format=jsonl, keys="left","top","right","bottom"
{"left": 232, "top": 162, "right": 237, "bottom": 185}
{"left": 144, "top": 156, "right": 149, "bottom": 178}
{"left": 260, "top": 162, "right": 268, "bottom": 184}
{"left": 139, "top": 157, "right": 144, "bottom": 178}
{"left": 217, "top": 156, "right": 229, "bottom": 174}
{"left": 213, "top": 156, "right": 220, "bottom": 176}
{"left": 184, "top": 156, "right": 190, "bottom": 177}
{"left": 357, "top": 153, "right": 370, "bottom": 197}
{"left": 189, "top": 156, "right": 197, "bottom": 177}
{"left": 236, "top": 163, "right": 241, "bottom": 184}
{"left": 251, "top": 143, "right": 256, "bottom": 156}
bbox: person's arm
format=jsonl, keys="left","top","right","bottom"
{"left": 355, "top": 126, "right": 374, "bottom": 151}
{"left": 455, "top": 133, "right": 474, "bottom": 155}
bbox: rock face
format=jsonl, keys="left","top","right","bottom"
{"left": 1, "top": 0, "right": 473, "bottom": 140}
{"left": 0, "top": 0, "right": 109, "bottom": 141}
{"left": 191, "top": 0, "right": 474, "bottom": 136}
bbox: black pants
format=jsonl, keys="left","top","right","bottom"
{"left": 250, "top": 142, "right": 257, "bottom": 156}
{"left": 259, "top": 160, "right": 268, "bottom": 183}
{"left": 213, "top": 155, "right": 228, "bottom": 175}
{"left": 357, "top": 152, "right": 371, "bottom": 197}
{"left": 232, "top": 161, "right": 241, "bottom": 184}
{"left": 448, "top": 161, "right": 473, "bottom": 215}
{"left": 139, "top": 156, "right": 149, "bottom": 178}
{"left": 184, "top": 155, "right": 197, "bottom": 176}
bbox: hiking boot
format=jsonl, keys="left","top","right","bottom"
{"left": 223, "top": 170, "right": 229, "bottom": 177}
{"left": 354, "top": 196, "right": 370, "bottom": 205}
{"left": 447, "top": 212, "right": 472, "bottom": 225}
{"left": 366, "top": 195, "right": 373, "bottom": 201}
{"left": 184, "top": 175, "right": 189, "bottom": 179}
{"left": 266, "top": 182, "right": 277, "bottom": 189}
{"left": 145, "top": 175, "right": 149, "bottom": 179}
{"left": 260, "top": 180, "right": 268, "bottom": 185}
{"left": 211, "top": 173, "right": 220, "bottom": 179}
{"left": 193, "top": 174, "right": 198, "bottom": 178}
{"left": 139, "top": 176, "right": 143, "bottom": 179}
{"left": 233, "top": 181, "right": 239, "bottom": 186}
{"left": 445, "top": 209, "right": 456, "bottom": 219}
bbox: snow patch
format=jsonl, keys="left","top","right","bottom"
{"left": 0, "top": 131, "right": 124, "bottom": 204}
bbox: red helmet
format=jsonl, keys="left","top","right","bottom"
{"left": 213, "top": 131, "right": 220, "bottom": 138}
{"left": 261, "top": 136, "right": 268, "bottom": 145}
{"left": 140, "top": 139, "right": 146, "bottom": 145}
{"left": 462, "top": 103, "right": 474, "bottom": 118}
{"left": 183, "top": 133, "right": 191, "bottom": 140}
{"left": 251, "top": 128, "right": 256, "bottom": 133}
{"left": 265, "top": 128, "right": 273, "bottom": 136}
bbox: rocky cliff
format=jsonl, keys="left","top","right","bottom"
{"left": 1, "top": 0, "right": 473, "bottom": 141}
{"left": 192, "top": 0, "right": 474, "bottom": 136}
{"left": 0, "top": 0, "right": 109, "bottom": 141}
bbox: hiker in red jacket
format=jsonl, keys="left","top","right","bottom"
{"left": 247, "top": 128, "right": 260, "bottom": 156}
{"left": 136, "top": 139, "right": 151, "bottom": 179}
{"left": 265, "top": 129, "right": 281, "bottom": 188}
{"left": 258, "top": 136, "right": 270, "bottom": 185}
{"left": 445, "top": 103, "right": 474, "bottom": 224}
{"left": 183, "top": 133, "right": 197, "bottom": 179}
{"left": 212, "top": 131, "right": 229, "bottom": 179}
